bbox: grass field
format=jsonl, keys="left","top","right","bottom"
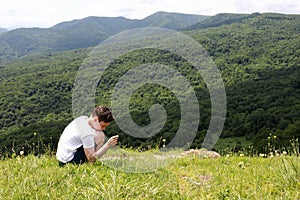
{"left": 0, "top": 150, "right": 299, "bottom": 200}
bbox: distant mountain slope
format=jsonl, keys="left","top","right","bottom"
{"left": 184, "top": 13, "right": 261, "bottom": 30}
{"left": 0, "top": 28, "right": 7, "bottom": 33}
{"left": 130, "top": 11, "right": 209, "bottom": 29}
{"left": 185, "top": 12, "right": 300, "bottom": 30}
{"left": 52, "top": 16, "right": 135, "bottom": 33}
{"left": 0, "top": 17, "right": 134, "bottom": 63}
{"left": 51, "top": 16, "right": 137, "bottom": 50}
{"left": 0, "top": 12, "right": 208, "bottom": 63}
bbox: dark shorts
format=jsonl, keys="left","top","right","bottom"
{"left": 59, "top": 146, "right": 87, "bottom": 166}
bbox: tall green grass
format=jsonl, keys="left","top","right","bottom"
{"left": 1, "top": 153, "right": 299, "bottom": 199}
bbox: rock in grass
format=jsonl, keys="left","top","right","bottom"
{"left": 181, "top": 148, "right": 221, "bottom": 158}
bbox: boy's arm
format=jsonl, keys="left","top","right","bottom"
{"left": 84, "top": 135, "right": 119, "bottom": 163}
{"left": 94, "top": 131, "right": 105, "bottom": 151}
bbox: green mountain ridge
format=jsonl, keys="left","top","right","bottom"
{"left": 184, "top": 12, "right": 259, "bottom": 30}
{"left": 130, "top": 11, "right": 209, "bottom": 30}
{"left": 185, "top": 12, "right": 300, "bottom": 30}
{"left": 0, "top": 11, "right": 208, "bottom": 64}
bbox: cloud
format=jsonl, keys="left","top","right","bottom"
{"left": 232, "top": 0, "right": 300, "bottom": 14}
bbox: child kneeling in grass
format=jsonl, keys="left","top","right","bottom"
{"left": 56, "top": 106, "right": 119, "bottom": 166}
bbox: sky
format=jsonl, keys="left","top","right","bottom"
{"left": 0, "top": 0, "right": 299, "bottom": 29}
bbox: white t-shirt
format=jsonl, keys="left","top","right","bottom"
{"left": 56, "top": 116, "right": 100, "bottom": 163}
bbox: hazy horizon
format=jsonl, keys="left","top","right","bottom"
{"left": 1, "top": 0, "right": 299, "bottom": 30}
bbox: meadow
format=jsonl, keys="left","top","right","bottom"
{"left": 0, "top": 149, "right": 299, "bottom": 200}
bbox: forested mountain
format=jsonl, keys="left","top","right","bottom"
{"left": 0, "top": 12, "right": 208, "bottom": 64}
{"left": 187, "top": 13, "right": 300, "bottom": 148}
{"left": 0, "top": 12, "right": 299, "bottom": 155}
{"left": 184, "top": 13, "right": 259, "bottom": 30}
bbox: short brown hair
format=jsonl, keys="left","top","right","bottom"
{"left": 92, "top": 106, "right": 114, "bottom": 123}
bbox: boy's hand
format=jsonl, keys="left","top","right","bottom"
{"left": 107, "top": 135, "right": 119, "bottom": 147}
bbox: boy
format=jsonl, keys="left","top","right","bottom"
{"left": 56, "top": 106, "right": 119, "bottom": 165}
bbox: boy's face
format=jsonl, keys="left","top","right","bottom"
{"left": 98, "top": 121, "right": 110, "bottom": 131}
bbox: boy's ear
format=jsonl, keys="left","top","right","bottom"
{"left": 94, "top": 116, "right": 99, "bottom": 122}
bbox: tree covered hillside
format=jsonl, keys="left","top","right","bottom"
{"left": 186, "top": 13, "right": 300, "bottom": 146}
{"left": 0, "top": 13, "right": 299, "bottom": 155}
